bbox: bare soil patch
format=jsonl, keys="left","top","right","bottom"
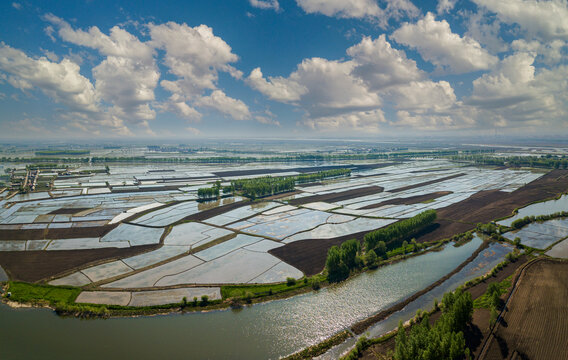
{"left": 389, "top": 173, "right": 465, "bottom": 193}
{"left": 481, "top": 259, "right": 568, "bottom": 360}
{"left": 359, "top": 191, "right": 452, "bottom": 210}
{"left": 48, "top": 207, "right": 90, "bottom": 215}
{"left": 269, "top": 230, "right": 371, "bottom": 275}
{"left": 413, "top": 220, "right": 475, "bottom": 244}
{"left": 180, "top": 199, "right": 251, "bottom": 222}
{"left": 212, "top": 163, "right": 397, "bottom": 178}
{"left": 0, "top": 224, "right": 118, "bottom": 241}
{"left": 288, "top": 186, "right": 384, "bottom": 206}
{"left": 412, "top": 170, "right": 568, "bottom": 244}
{"left": 441, "top": 169, "right": 568, "bottom": 223}
{"left": 0, "top": 244, "right": 160, "bottom": 283}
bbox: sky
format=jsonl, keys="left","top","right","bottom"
{"left": 0, "top": 0, "right": 567, "bottom": 141}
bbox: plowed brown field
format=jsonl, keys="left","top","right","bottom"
{"left": 480, "top": 259, "right": 568, "bottom": 360}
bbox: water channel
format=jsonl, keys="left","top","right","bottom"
{"left": 497, "top": 194, "right": 568, "bottom": 227}
{"left": 1, "top": 237, "right": 491, "bottom": 359}
{"left": 320, "top": 239, "right": 513, "bottom": 358}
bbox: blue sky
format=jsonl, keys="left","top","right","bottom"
{"left": 0, "top": 0, "right": 567, "bottom": 140}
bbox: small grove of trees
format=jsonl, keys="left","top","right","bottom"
{"left": 198, "top": 181, "right": 222, "bottom": 200}
{"left": 326, "top": 211, "right": 437, "bottom": 283}
{"left": 326, "top": 239, "right": 361, "bottom": 282}
{"left": 394, "top": 289, "right": 473, "bottom": 360}
{"left": 476, "top": 222, "right": 497, "bottom": 235}
{"left": 364, "top": 210, "right": 437, "bottom": 252}
{"left": 197, "top": 187, "right": 219, "bottom": 199}
{"left": 295, "top": 168, "right": 351, "bottom": 184}
{"left": 232, "top": 176, "right": 296, "bottom": 199}
{"left": 230, "top": 169, "right": 352, "bottom": 200}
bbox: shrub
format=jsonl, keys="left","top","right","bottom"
{"left": 489, "top": 307, "right": 498, "bottom": 328}
{"left": 311, "top": 279, "right": 321, "bottom": 291}
{"left": 364, "top": 249, "right": 378, "bottom": 268}
{"left": 286, "top": 277, "right": 296, "bottom": 286}
{"left": 244, "top": 291, "right": 253, "bottom": 304}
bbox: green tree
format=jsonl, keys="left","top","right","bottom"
{"left": 375, "top": 241, "right": 387, "bottom": 258}
{"left": 364, "top": 249, "right": 378, "bottom": 268}
{"left": 340, "top": 239, "right": 360, "bottom": 269}
{"left": 326, "top": 246, "right": 349, "bottom": 282}
{"left": 394, "top": 320, "right": 408, "bottom": 360}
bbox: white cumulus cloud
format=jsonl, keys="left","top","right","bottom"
{"left": 149, "top": 22, "right": 240, "bottom": 98}
{"left": 45, "top": 14, "right": 160, "bottom": 126}
{"left": 296, "top": 0, "right": 419, "bottom": 27}
{"left": 347, "top": 34, "right": 423, "bottom": 90}
{"left": 0, "top": 43, "right": 98, "bottom": 113}
{"left": 249, "top": 0, "right": 280, "bottom": 11}
{"left": 196, "top": 90, "right": 252, "bottom": 121}
{"left": 436, "top": 0, "right": 456, "bottom": 14}
{"left": 392, "top": 12, "right": 498, "bottom": 74}
{"left": 473, "top": 0, "right": 568, "bottom": 40}
{"left": 246, "top": 67, "right": 307, "bottom": 102}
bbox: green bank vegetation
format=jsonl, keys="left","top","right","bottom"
{"left": 474, "top": 276, "right": 512, "bottom": 328}
{"left": 2, "top": 281, "right": 224, "bottom": 317}
{"left": 221, "top": 274, "right": 326, "bottom": 304}
{"left": 509, "top": 211, "right": 568, "bottom": 229}
{"left": 326, "top": 210, "right": 437, "bottom": 283}
{"left": 364, "top": 210, "right": 437, "bottom": 252}
{"left": 341, "top": 289, "right": 474, "bottom": 360}
{"left": 339, "top": 250, "right": 523, "bottom": 360}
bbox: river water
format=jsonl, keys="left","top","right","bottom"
{"left": 0, "top": 237, "right": 483, "bottom": 360}
{"left": 319, "top": 239, "right": 513, "bottom": 358}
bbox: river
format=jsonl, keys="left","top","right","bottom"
{"left": 1, "top": 237, "right": 484, "bottom": 360}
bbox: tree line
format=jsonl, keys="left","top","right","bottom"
{"left": 325, "top": 210, "right": 436, "bottom": 283}
{"left": 231, "top": 176, "right": 296, "bottom": 199}
{"left": 325, "top": 239, "right": 361, "bottom": 282}
{"left": 510, "top": 211, "right": 568, "bottom": 229}
{"left": 364, "top": 210, "right": 437, "bottom": 252}
{"left": 394, "top": 289, "right": 473, "bottom": 360}
{"left": 1, "top": 149, "right": 493, "bottom": 164}
{"left": 449, "top": 154, "right": 568, "bottom": 169}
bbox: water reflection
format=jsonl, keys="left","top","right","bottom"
{"left": 0, "top": 237, "right": 482, "bottom": 360}
{"left": 320, "top": 239, "right": 513, "bottom": 359}
{"left": 498, "top": 194, "right": 568, "bottom": 227}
